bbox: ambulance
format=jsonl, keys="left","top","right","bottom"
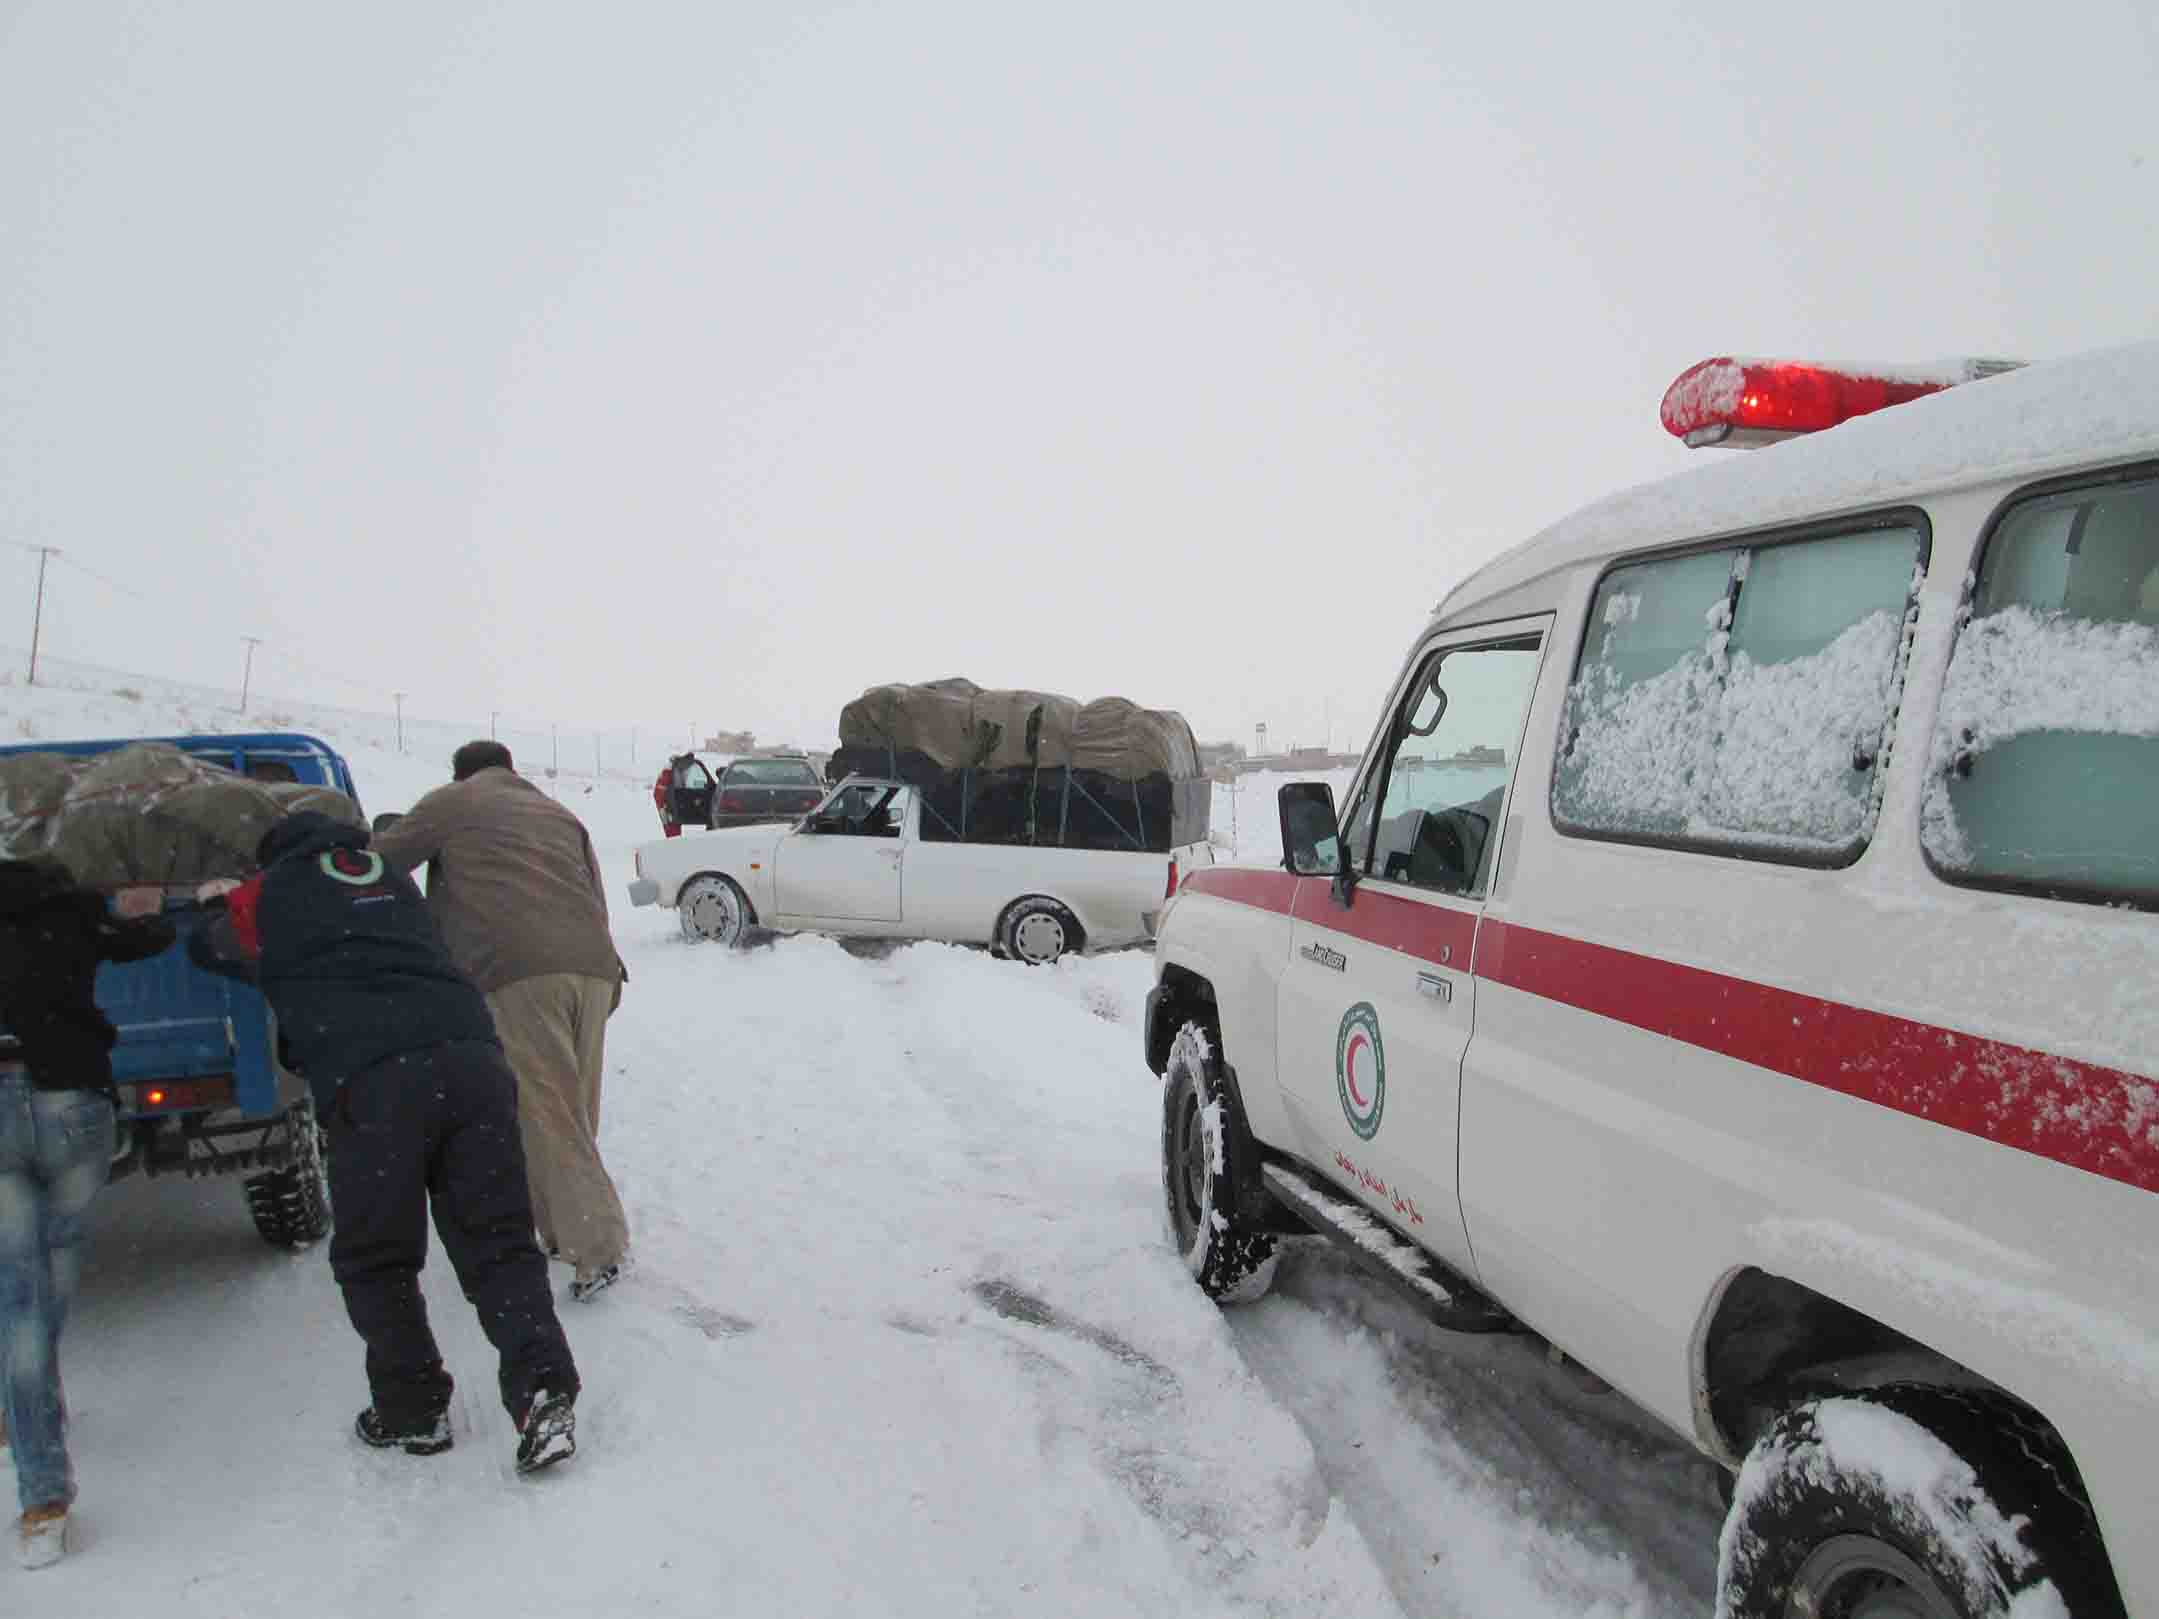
{"left": 1146, "top": 343, "right": 2159, "bottom": 1618}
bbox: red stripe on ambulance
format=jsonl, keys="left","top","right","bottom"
{"left": 1477, "top": 919, "right": 2159, "bottom": 1196}
{"left": 1182, "top": 869, "right": 2159, "bottom": 1194}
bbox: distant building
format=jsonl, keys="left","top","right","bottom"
{"left": 1232, "top": 749, "right": 1361, "bottom": 776}
{"left": 704, "top": 729, "right": 757, "bottom": 753}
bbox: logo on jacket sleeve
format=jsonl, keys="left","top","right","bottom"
{"left": 1335, "top": 1001, "right": 1386, "bottom": 1139}
{"left": 319, "top": 849, "right": 387, "bottom": 886}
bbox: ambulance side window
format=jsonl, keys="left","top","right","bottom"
{"left": 1922, "top": 469, "right": 2159, "bottom": 909}
{"left": 1352, "top": 638, "right": 1540, "bottom": 896}
{"left": 1554, "top": 517, "right": 1924, "bottom": 865}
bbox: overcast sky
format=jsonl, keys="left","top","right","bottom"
{"left": 4, "top": 1, "right": 2155, "bottom": 756}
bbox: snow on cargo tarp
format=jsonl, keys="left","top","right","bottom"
{"left": 0, "top": 742, "right": 363, "bottom": 888}
{"left": 838, "top": 677, "right": 1202, "bottom": 780}
{"left": 1444, "top": 340, "right": 2159, "bottom": 621}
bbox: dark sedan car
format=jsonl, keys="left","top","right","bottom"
{"left": 709, "top": 756, "right": 827, "bottom": 829}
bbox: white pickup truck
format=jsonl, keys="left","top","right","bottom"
{"left": 627, "top": 776, "right": 1214, "bottom": 963}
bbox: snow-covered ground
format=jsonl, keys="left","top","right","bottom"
{"left": 3, "top": 673, "right": 1723, "bottom": 1616}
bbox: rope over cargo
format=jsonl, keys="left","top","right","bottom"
{"left": 828, "top": 679, "right": 1209, "bottom": 852}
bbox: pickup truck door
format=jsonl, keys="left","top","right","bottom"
{"left": 1273, "top": 623, "right": 1547, "bottom": 1281}
{"left": 772, "top": 786, "right": 909, "bottom": 923}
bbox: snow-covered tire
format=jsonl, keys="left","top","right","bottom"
{"left": 999, "top": 896, "right": 1081, "bottom": 966}
{"left": 678, "top": 873, "right": 754, "bottom": 945}
{"left": 243, "top": 1099, "right": 332, "bottom": 1248}
{"left": 1716, "top": 1385, "right": 2123, "bottom": 1619}
{"left": 1160, "top": 1019, "right": 1279, "bottom": 1304}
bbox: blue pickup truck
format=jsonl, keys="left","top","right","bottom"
{"left": 0, "top": 732, "right": 359, "bottom": 1246}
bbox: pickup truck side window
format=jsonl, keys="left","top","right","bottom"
{"left": 1348, "top": 639, "right": 1540, "bottom": 896}
{"left": 1553, "top": 516, "right": 1924, "bottom": 866}
{"left": 1922, "top": 467, "right": 2159, "bottom": 909}
{"left": 819, "top": 783, "right": 910, "bottom": 836}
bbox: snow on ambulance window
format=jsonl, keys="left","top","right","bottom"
{"left": 1554, "top": 522, "right": 1923, "bottom": 863}
{"left": 1922, "top": 470, "right": 2159, "bottom": 909}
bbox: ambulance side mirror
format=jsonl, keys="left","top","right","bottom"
{"left": 1279, "top": 783, "right": 1354, "bottom": 907}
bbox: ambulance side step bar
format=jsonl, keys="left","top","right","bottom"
{"left": 1260, "top": 1160, "right": 1516, "bottom": 1335}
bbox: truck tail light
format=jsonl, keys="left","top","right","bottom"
{"left": 1659, "top": 355, "right": 2023, "bottom": 448}
{"left": 131, "top": 1078, "right": 234, "bottom": 1113}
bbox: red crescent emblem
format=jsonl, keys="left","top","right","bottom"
{"left": 1344, "top": 1031, "right": 1371, "bottom": 1108}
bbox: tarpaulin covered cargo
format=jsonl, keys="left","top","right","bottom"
{"left": 0, "top": 741, "right": 364, "bottom": 888}
{"left": 829, "top": 678, "right": 1210, "bottom": 851}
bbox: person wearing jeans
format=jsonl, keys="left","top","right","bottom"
{"left": 0, "top": 858, "right": 174, "bottom": 1570}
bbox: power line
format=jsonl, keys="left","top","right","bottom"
{"left": 52, "top": 549, "right": 160, "bottom": 606}
{"left": 42, "top": 544, "right": 390, "bottom": 699}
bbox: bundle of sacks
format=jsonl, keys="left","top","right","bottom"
{"left": 0, "top": 742, "right": 364, "bottom": 889}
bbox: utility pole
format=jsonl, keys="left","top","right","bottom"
{"left": 394, "top": 692, "right": 406, "bottom": 753}
{"left": 25, "top": 546, "right": 58, "bottom": 686}
{"left": 490, "top": 709, "right": 499, "bottom": 740}
{"left": 593, "top": 734, "right": 602, "bottom": 777}
{"left": 239, "top": 636, "right": 262, "bottom": 713}
{"left": 551, "top": 723, "right": 559, "bottom": 776}
{"left": 21, "top": 548, "right": 61, "bottom": 686}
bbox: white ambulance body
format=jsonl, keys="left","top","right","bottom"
{"left": 1148, "top": 343, "right": 2159, "bottom": 1618}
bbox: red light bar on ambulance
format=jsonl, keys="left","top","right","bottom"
{"left": 1660, "top": 356, "right": 2024, "bottom": 449}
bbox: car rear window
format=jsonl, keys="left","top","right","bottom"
{"left": 1553, "top": 516, "right": 1925, "bottom": 864}
{"left": 727, "top": 759, "right": 820, "bottom": 785}
{"left": 1921, "top": 467, "right": 2159, "bottom": 909}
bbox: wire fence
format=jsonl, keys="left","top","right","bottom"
{"left": 1, "top": 540, "right": 746, "bottom": 781}
{"left": 0, "top": 640, "right": 698, "bottom": 787}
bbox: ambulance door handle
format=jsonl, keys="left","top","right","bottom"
{"left": 1416, "top": 971, "right": 1452, "bottom": 1004}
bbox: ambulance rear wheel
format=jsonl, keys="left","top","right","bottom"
{"left": 1717, "top": 1385, "right": 2123, "bottom": 1619}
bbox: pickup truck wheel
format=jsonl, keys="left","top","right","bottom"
{"left": 679, "top": 873, "right": 753, "bottom": 945}
{"left": 1717, "top": 1385, "right": 2122, "bottom": 1619}
{"left": 1160, "top": 1019, "right": 1279, "bottom": 1304}
{"left": 1000, "top": 896, "right": 1081, "bottom": 966}
{"left": 243, "top": 1099, "right": 332, "bottom": 1248}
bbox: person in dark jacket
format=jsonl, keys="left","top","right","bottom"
{"left": 0, "top": 856, "right": 174, "bottom": 1570}
{"left": 189, "top": 812, "right": 580, "bottom": 1475}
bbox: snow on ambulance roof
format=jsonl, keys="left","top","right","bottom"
{"left": 1439, "top": 338, "right": 2159, "bottom": 620}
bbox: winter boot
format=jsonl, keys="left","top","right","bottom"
{"left": 515, "top": 1389, "right": 577, "bottom": 1475}
{"left": 355, "top": 1406, "right": 454, "bottom": 1456}
{"left": 569, "top": 1262, "right": 623, "bottom": 1302}
{"left": 15, "top": 1504, "right": 69, "bottom": 1571}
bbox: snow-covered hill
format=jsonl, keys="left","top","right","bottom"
{"left": 1, "top": 678, "right": 1721, "bottom": 1617}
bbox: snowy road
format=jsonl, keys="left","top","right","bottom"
{"left": 3, "top": 700, "right": 1724, "bottom": 1614}
{"left": 29, "top": 919, "right": 1721, "bottom": 1617}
